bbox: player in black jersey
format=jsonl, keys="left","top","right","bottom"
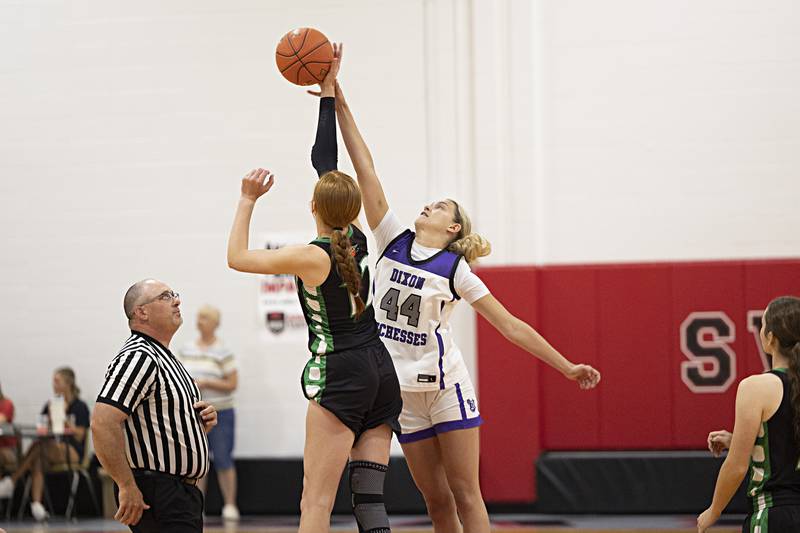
{"left": 228, "top": 45, "right": 401, "bottom": 533}
{"left": 699, "top": 296, "right": 800, "bottom": 532}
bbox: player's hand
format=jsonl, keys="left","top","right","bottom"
{"left": 697, "top": 507, "right": 720, "bottom": 532}
{"left": 194, "top": 401, "right": 218, "bottom": 433}
{"left": 240, "top": 168, "right": 274, "bottom": 201}
{"left": 115, "top": 481, "right": 150, "bottom": 526}
{"left": 309, "top": 43, "right": 343, "bottom": 98}
{"left": 707, "top": 430, "right": 733, "bottom": 457}
{"left": 565, "top": 364, "right": 601, "bottom": 390}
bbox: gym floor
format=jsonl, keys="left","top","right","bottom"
{"left": 0, "top": 514, "right": 742, "bottom": 532}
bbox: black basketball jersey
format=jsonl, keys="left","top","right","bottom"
{"left": 297, "top": 224, "right": 378, "bottom": 355}
{"left": 748, "top": 368, "right": 800, "bottom": 513}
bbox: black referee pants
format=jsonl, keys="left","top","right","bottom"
{"left": 116, "top": 472, "right": 203, "bottom": 533}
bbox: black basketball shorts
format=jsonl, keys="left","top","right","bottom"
{"left": 743, "top": 505, "right": 800, "bottom": 532}
{"left": 301, "top": 340, "right": 402, "bottom": 439}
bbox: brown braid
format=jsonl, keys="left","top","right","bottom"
{"left": 313, "top": 171, "right": 365, "bottom": 319}
{"left": 330, "top": 229, "right": 366, "bottom": 318}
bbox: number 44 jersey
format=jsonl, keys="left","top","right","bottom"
{"left": 375, "top": 229, "right": 472, "bottom": 391}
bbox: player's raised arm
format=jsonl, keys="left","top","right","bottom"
{"left": 310, "top": 43, "right": 341, "bottom": 177}
{"left": 227, "top": 168, "right": 329, "bottom": 284}
{"left": 333, "top": 80, "right": 390, "bottom": 231}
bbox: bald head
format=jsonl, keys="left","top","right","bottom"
{"left": 124, "top": 279, "right": 159, "bottom": 320}
{"left": 123, "top": 278, "right": 183, "bottom": 347}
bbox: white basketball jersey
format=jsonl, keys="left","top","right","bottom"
{"left": 374, "top": 230, "right": 470, "bottom": 390}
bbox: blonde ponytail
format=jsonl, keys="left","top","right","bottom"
{"left": 446, "top": 199, "right": 492, "bottom": 264}
{"left": 448, "top": 233, "right": 492, "bottom": 264}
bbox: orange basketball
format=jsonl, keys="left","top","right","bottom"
{"left": 275, "top": 28, "right": 334, "bottom": 86}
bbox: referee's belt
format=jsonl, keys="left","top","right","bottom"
{"left": 132, "top": 469, "right": 200, "bottom": 487}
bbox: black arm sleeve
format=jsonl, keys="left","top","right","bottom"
{"left": 311, "top": 96, "right": 338, "bottom": 177}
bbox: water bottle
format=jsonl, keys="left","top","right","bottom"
{"left": 50, "top": 394, "right": 65, "bottom": 435}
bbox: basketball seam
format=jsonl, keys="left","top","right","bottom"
{"left": 290, "top": 28, "right": 310, "bottom": 57}
{"left": 277, "top": 27, "right": 307, "bottom": 57}
{"left": 285, "top": 29, "right": 310, "bottom": 83}
{"left": 279, "top": 39, "right": 330, "bottom": 75}
{"left": 300, "top": 62, "right": 326, "bottom": 84}
{"left": 290, "top": 39, "right": 330, "bottom": 84}
{"left": 276, "top": 29, "right": 310, "bottom": 78}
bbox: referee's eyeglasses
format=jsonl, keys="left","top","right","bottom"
{"left": 139, "top": 290, "right": 180, "bottom": 306}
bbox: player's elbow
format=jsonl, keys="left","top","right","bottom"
{"left": 723, "top": 454, "right": 750, "bottom": 477}
{"left": 500, "top": 317, "right": 523, "bottom": 341}
{"left": 227, "top": 252, "right": 245, "bottom": 271}
{"left": 729, "top": 463, "right": 750, "bottom": 482}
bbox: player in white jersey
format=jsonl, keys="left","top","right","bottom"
{"left": 317, "top": 51, "right": 601, "bottom": 533}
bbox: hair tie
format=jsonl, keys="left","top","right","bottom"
{"left": 332, "top": 226, "right": 343, "bottom": 231}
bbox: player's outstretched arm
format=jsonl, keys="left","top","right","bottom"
{"left": 471, "top": 294, "right": 601, "bottom": 390}
{"left": 227, "top": 168, "right": 329, "bottom": 283}
{"left": 333, "top": 81, "right": 390, "bottom": 231}
{"left": 310, "top": 43, "right": 341, "bottom": 176}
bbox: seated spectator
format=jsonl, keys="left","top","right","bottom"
{"left": 179, "top": 305, "right": 240, "bottom": 521}
{"left": 0, "top": 367, "right": 90, "bottom": 521}
{"left": 0, "top": 382, "right": 17, "bottom": 475}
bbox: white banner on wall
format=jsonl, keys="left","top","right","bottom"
{"left": 257, "top": 233, "right": 309, "bottom": 343}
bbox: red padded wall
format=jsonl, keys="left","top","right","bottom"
{"left": 476, "top": 267, "right": 540, "bottom": 501}
{"left": 475, "top": 258, "right": 800, "bottom": 503}
{"left": 595, "top": 265, "right": 673, "bottom": 448}
{"left": 538, "top": 267, "right": 600, "bottom": 449}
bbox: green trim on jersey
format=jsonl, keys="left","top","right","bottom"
{"left": 773, "top": 368, "right": 788, "bottom": 373}
{"left": 302, "top": 355, "right": 327, "bottom": 403}
{"left": 748, "top": 421, "right": 774, "bottom": 513}
{"left": 748, "top": 507, "right": 769, "bottom": 533}
{"left": 301, "top": 283, "right": 335, "bottom": 355}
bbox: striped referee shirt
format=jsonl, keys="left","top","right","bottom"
{"left": 96, "top": 331, "right": 209, "bottom": 479}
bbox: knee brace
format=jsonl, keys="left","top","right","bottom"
{"left": 349, "top": 460, "right": 390, "bottom": 533}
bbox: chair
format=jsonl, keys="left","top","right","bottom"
{"left": 19, "top": 427, "right": 100, "bottom": 521}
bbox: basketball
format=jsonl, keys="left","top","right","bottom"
{"left": 275, "top": 27, "right": 334, "bottom": 86}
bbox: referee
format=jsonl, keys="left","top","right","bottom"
{"left": 92, "top": 279, "right": 218, "bottom": 532}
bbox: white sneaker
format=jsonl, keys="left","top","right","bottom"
{"left": 0, "top": 476, "right": 13, "bottom": 498}
{"left": 221, "top": 503, "right": 240, "bottom": 521}
{"left": 31, "top": 501, "right": 49, "bottom": 522}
